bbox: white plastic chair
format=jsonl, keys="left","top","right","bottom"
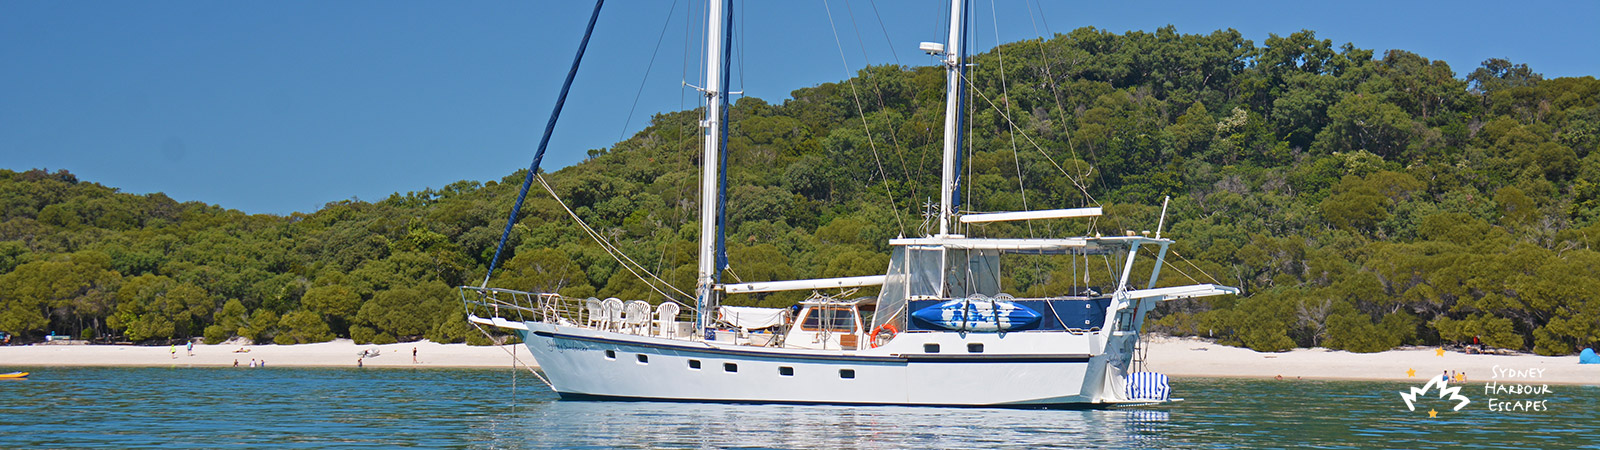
{"left": 624, "top": 301, "right": 651, "bottom": 335}
{"left": 655, "top": 302, "right": 680, "bottom": 338}
{"left": 602, "top": 298, "right": 624, "bottom": 332}
{"left": 584, "top": 297, "right": 604, "bottom": 329}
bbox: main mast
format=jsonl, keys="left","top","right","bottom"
{"left": 937, "top": 0, "right": 966, "bottom": 236}
{"left": 695, "top": 0, "right": 731, "bottom": 335}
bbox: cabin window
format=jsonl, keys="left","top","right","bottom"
{"left": 688, "top": 359, "right": 701, "bottom": 370}
{"left": 800, "top": 307, "right": 858, "bottom": 332}
{"left": 779, "top": 366, "right": 794, "bottom": 376}
{"left": 906, "top": 247, "right": 943, "bottom": 298}
{"left": 839, "top": 369, "right": 856, "bottom": 379}
{"left": 604, "top": 350, "right": 616, "bottom": 360}
{"left": 923, "top": 343, "right": 941, "bottom": 353}
{"left": 636, "top": 354, "right": 649, "bottom": 364}
{"left": 967, "top": 343, "right": 984, "bottom": 353}
{"left": 724, "top": 363, "right": 738, "bottom": 373}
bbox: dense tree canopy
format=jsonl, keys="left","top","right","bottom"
{"left": 1, "top": 27, "right": 1596, "bottom": 355}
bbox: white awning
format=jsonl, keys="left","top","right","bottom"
{"left": 717, "top": 306, "right": 788, "bottom": 330}
{"left": 721, "top": 275, "right": 886, "bottom": 294}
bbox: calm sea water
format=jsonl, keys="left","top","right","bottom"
{"left": 0, "top": 366, "right": 1594, "bottom": 449}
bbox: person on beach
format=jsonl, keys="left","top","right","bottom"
{"left": 358, "top": 358, "right": 363, "bottom": 368}
{"left": 413, "top": 347, "right": 418, "bottom": 364}
{"left": 250, "top": 358, "right": 257, "bottom": 367}
{"left": 170, "top": 345, "right": 177, "bottom": 359}
{"left": 186, "top": 341, "right": 193, "bottom": 356}
{"left": 234, "top": 359, "right": 239, "bottom": 367}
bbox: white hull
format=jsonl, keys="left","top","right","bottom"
{"left": 519, "top": 322, "right": 1131, "bottom": 407}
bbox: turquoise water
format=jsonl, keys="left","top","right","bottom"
{"left": 0, "top": 367, "right": 1595, "bottom": 448}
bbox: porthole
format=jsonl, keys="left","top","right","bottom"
{"left": 779, "top": 366, "right": 794, "bottom": 376}
{"left": 688, "top": 359, "right": 701, "bottom": 370}
{"left": 725, "top": 363, "right": 738, "bottom": 373}
{"left": 839, "top": 369, "right": 856, "bottom": 379}
{"left": 636, "top": 354, "right": 649, "bottom": 364}
{"left": 967, "top": 343, "right": 984, "bottom": 353}
{"left": 604, "top": 350, "right": 616, "bottom": 360}
{"left": 923, "top": 343, "right": 940, "bottom": 353}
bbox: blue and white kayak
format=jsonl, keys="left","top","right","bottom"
{"left": 910, "top": 297, "right": 1042, "bottom": 332}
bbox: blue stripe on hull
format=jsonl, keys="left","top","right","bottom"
{"left": 554, "top": 392, "right": 1114, "bottom": 410}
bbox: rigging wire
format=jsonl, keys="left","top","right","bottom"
{"left": 953, "top": 67, "right": 1098, "bottom": 206}
{"left": 988, "top": 0, "right": 1034, "bottom": 238}
{"left": 535, "top": 174, "right": 697, "bottom": 306}
{"left": 984, "top": 0, "right": 1047, "bottom": 282}
{"left": 1024, "top": 0, "right": 1113, "bottom": 237}
{"left": 821, "top": 0, "right": 907, "bottom": 236}
{"left": 677, "top": 0, "right": 693, "bottom": 193}
{"left": 467, "top": 319, "right": 551, "bottom": 389}
{"left": 961, "top": 4, "right": 973, "bottom": 233}
{"left": 864, "top": 0, "right": 900, "bottom": 66}
{"left": 1169, "top": 248, "right": 1227, "bottom": 286}
{"left": 844, "top": 0, "right": 918, "bottom": 205}
{"left": 618, "top": 0, "right": 682, "bottom": 143}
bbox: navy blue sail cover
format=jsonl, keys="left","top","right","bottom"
{"left": 906, "top": 298, "right": 1110, "bottom": 332}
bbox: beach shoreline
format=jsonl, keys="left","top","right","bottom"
{"left": 0, "top": 339, "right": 529, "bottom": 370}
{"left": 1, "top": 336, "right": 1594, "bottom": 385}
{"left": 1142, "top": 335, "right": 1598, "bottom": 386}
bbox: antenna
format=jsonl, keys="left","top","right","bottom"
{"left": 1155, "top": 196, "right": 1170, "bottom": 239}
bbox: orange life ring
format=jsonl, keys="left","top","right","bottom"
{"left": 868, "top": 322, "right": 899, "bottom": 348}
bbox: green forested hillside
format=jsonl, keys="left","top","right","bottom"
{"left": 2, "top": 27, "right": 1597, "bottom": 354}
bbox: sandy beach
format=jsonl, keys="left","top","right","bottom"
{"left": 2, "top": 336, "right": 1595, "bottom": 385}
{"left": 1142, "top": 335, "right": 1598, "bottom": 385}
{"left": 0, "top": 340, "right": 530, "bottom": 370}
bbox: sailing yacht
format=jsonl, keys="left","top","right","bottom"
{"left": 461, "top": 0, "right": 1238, "bottom": 407}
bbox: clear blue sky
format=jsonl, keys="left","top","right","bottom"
{"left": 3, "top": 1, "right": 1595, "bottom": 216}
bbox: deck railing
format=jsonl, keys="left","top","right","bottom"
{"left": 459, "top": 286, "right": 584, "bottom": 326}
{"left": 458, "top": 286, "right": 697, "bottom": 337}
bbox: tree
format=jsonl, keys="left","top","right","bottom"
{"left": 494, "top": 248, "right": 591, "bottom": 296}
{"left": 1320, "top": 176, "right": 1390, "bottom": 232}
{"left": 357, "top": 285, "right": 446, "bottom": 341}
{"left": 0, "top": 251, "right": 121, "bottom": 338}
{"left": 203, "top": 299, "right": 249, "bottom": 344}
{"left": 240, "top": 309, "right": 279, "bottom": 344}
{"left": 302, "top": 284, "right": 362, "bottom": 321}
{"left": 274, "top": 310, "right": 334, "bottom": 344}
{"left": 1314, "top": 93, "right": 1417, "bottom": 159}
{"left": 109, "top": 275, "right": 212, "bottom": 341}
{"left": 1468, "top": 58, "right": 1541, "bottom": 95}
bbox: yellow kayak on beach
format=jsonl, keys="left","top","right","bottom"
{"left": 0, "top": 372, "right": 29, "bottom": 379}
